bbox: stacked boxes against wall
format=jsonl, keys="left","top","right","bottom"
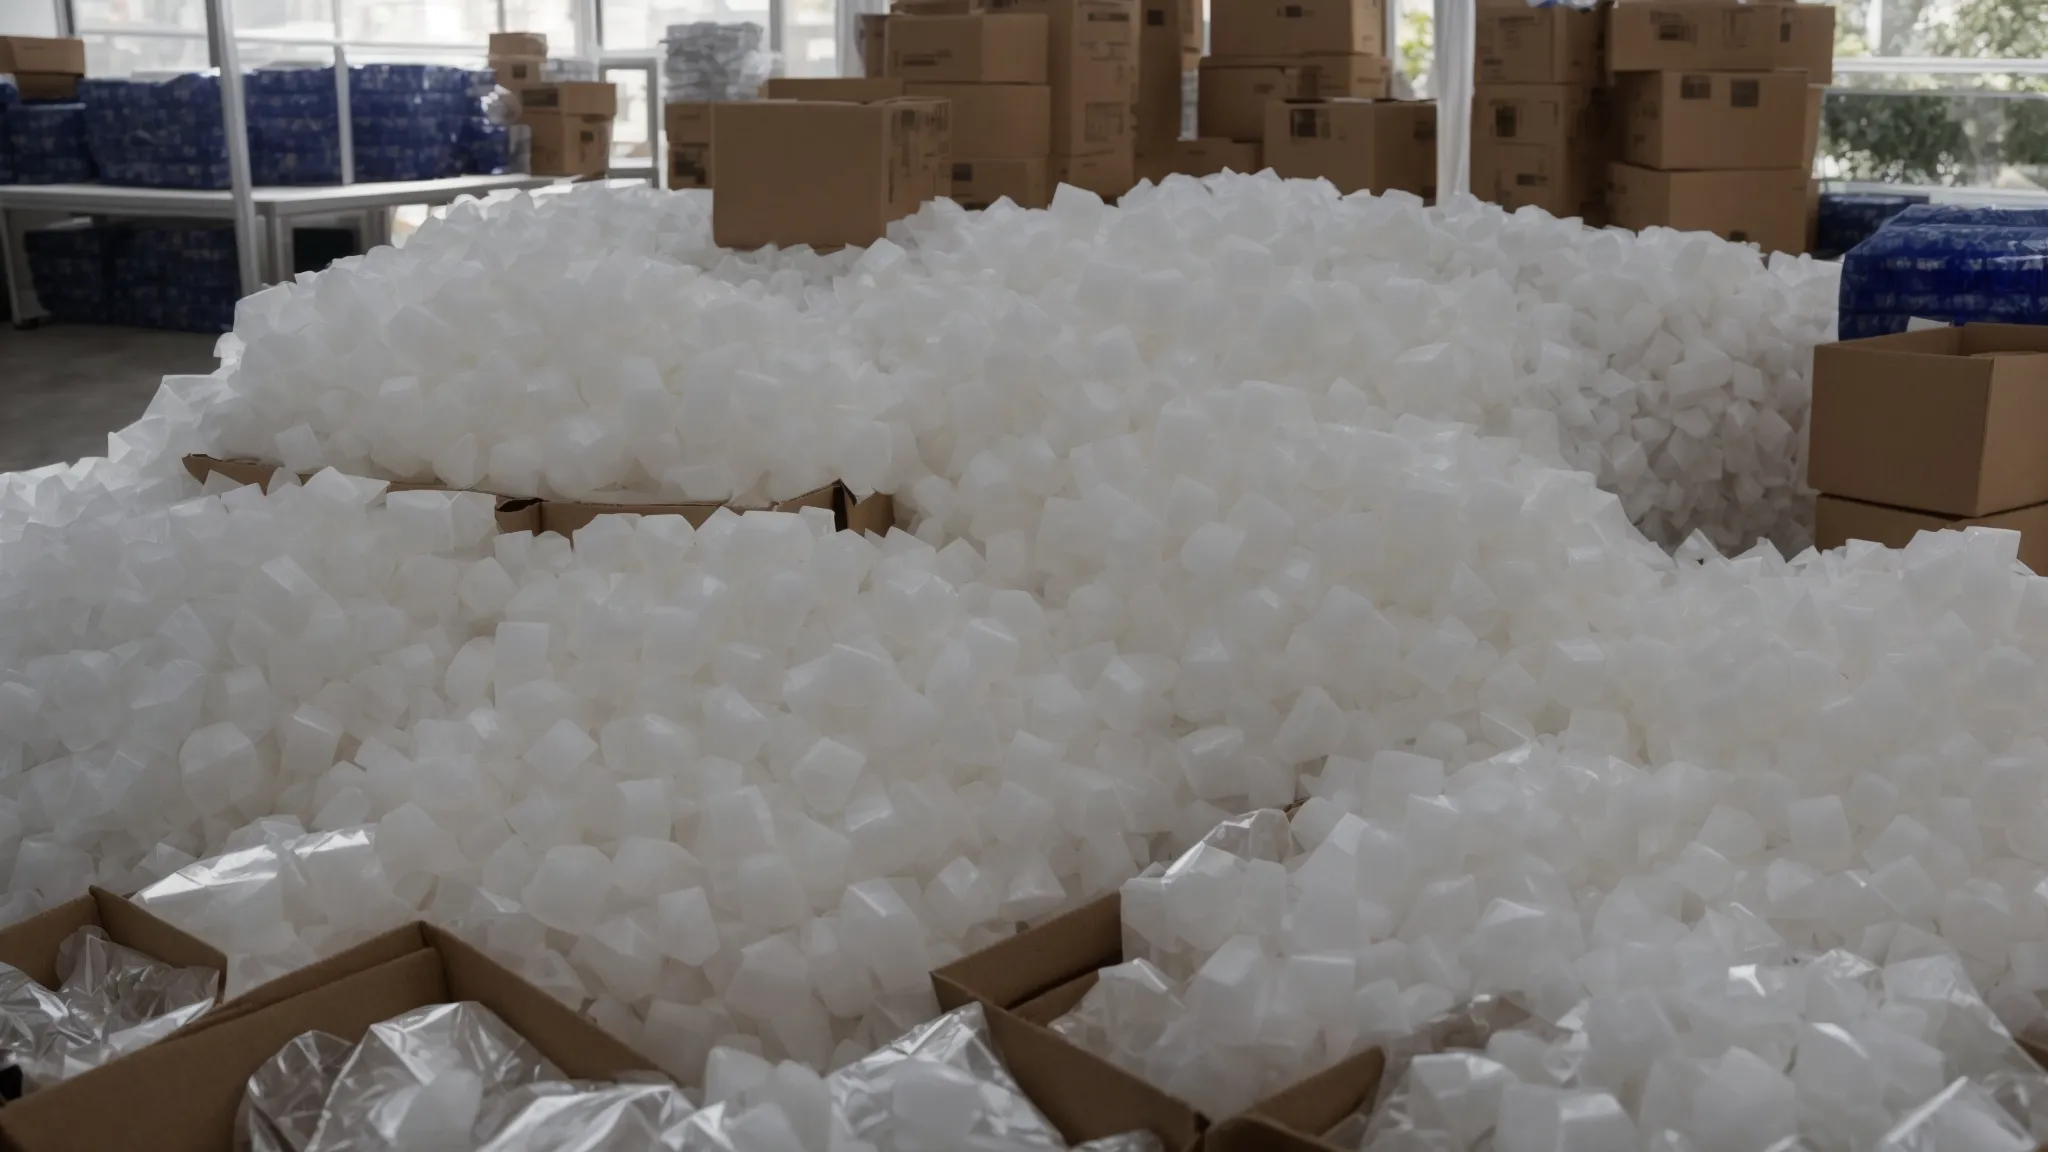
{"left": 1134, "top": 0, "right": 1216, "bottom": 182}
{"left": 491, "top": 32, "right": 617, "bottom": 177}
{"left": 1470, "top": 1, "right": 1606, "bottom": 222}
{"left": 1604, "top": 0, "right": 1832, "bottom": 255}
{"left": 886, "top": 6, "right": 1056, "bottom": 207}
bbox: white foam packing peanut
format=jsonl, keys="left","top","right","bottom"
{"left": 10, "top": 176, "right": 2043, "bottom": 1127}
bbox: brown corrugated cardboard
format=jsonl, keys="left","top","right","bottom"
{"left": 181, "top": 454, "right": 549, "bottom": 536}
{"left": 1052, "top": 146, "right": 1136, "bottom": 198}
{"left": 887, "top": 13, "right": 1051, "bottom": 82}
{"left": 1473, "top": 139, "right": 1605, "bottom": 220}
{"left": 907, "top": 82, "right": 1054, "bottom": 156}
{"left": 490, "top": 55, "right": 546, "bottom": 87}
{"left": 860, "top": 12, "right": 892, "bottom": 74}
{"left": 1476, "top": 1, "right": 1604, "bottom": 84}
{"left": 762, "top": 76, "right": 908, "bottom": 100}
{"left": 1474, "top": 82, "right": 1604, "bottom": 148}
{"left": 1802, "top": 81, "right": 1824, "bottom": 169}
{"left": 11, "top": 73, "right": 78, "bottom": 101}
{"left": 0, "top": 37, "right": 86, "bottom": 75}
{"left": 527, "top": 113, "right": 613, "bottom": 176}
{"left": 1776, "top": 2, "right": 1834, "bottom": 80}
{"left": 1607, "top": 1, "right": 1779, "bottom": 74}
{"left": 1262, "top": 97, "right": 1437, "bottom": 199}
{"left": 0, "top": 889, "right": 222, "bottom": 998}
{"left": 669, "top": 143, "right": 713, "bottom": 188}
{"left": 1206, "top": 1050, "right": 1391, "bottom": 1151}
{"left": 1816, "top": 495, "right": 2048, "bottom": 572}
{"left": 1199, "top": 55, "right": 1391, "bottom": 141}
{"left": 1139, "top": 0, "right": 1195, "bottom": 141}
{"left": 1606, "top": 162, "right": 1806, "bottom": 252}
{"left": 1210, "top": 0, "right": 1384, "bottom": 57}
{"left": 1137, "top": 137, "right": 1262, "bottom": 181}
{"left": 895, "top": 0, "right": 973, "bottom": 11}
{"left": 983, "top": 0, "right": 1141, "bottom": 157}
{"left": 0, "top": 924, "right": 658, "bottom": 1152}
{"left": 712, "top": 98, "right": 950, "bottom": 250}
{"left": 518, "top": 80, "right": 618, "bottom": 117}
{"left": 488, "top": 31, "right": 548, "bottom": 56}
{"left": 1615, "top": 70, "right": 1806, "bottom": 170}
{"left": 665, "top": 99, "right": 713, "bottom": 143}
{"left": 953, "top": 157, "right": 1053, "bottom": 207}
{"left": 1809, "top": 325, "right": 2048, "bottom": 518}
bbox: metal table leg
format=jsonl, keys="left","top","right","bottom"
{"left": 266, "top": 210, "right": 293, "bottom": 284}
{"left": 0, "top": 205, "right": 39, "bottom": 328}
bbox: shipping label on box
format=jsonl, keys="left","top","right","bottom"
{"left": 519, "top": 80, "right": 618, "bottom": 117}
{"left": 1606, "top": 161, "right": 1808, "bottom": 255}
{"left": 886, "top": 13, "right": 1051, "bottom": 82}
{"left": 1210, "top": 0, "right": 1385, "bottom": 57}
{"left": 1777, "top": 3, "right": 1835, "bottom": 80}
{"left": 488, "top": 30, "right": 548, "bottom": 56}
{"left": 906, "top": 82, "right": 1053, "bottom": 157}
{"left": 1137, "top": 137, "right": 1262, "bottom": 181}
{"left": 859, "top": 12, "right": 892, "bottom": 75}
{"left": 1616, "top": 70, "right": 1806, "bottom": 171}
{"left": 0, "top": 36, "right": 87, "bottom": 76}
{"left": 527, "top": 113, "right": 613, "bottom": 176}
{"left": 1476, "top": 2, "right": 1604, "bottom": 85}
{"left": 952, "top": 157, "right": 1051, "bottom": 207}
{"left": 1263, "top": 97, "right": 1436, "bottom": 199}
{"left": 1199, "top": 55, "right": 1390, "bottom": 142}
{"left": 712, "top": 97, "right": 951, "bottom": 250}
{"left": 1607, "top": 1, "right": 1779, "bottom": 74}
{"left": 664, "top": 99, "right": 714, "bottom": 144}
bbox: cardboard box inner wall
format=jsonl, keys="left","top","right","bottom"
{"left": 0, "top": 924, "right": 657, "bottom": 1152}
{"left": 666, "top": 100, "right": 714, "bottom": 188}
{"left": 1476, "top": 1, "right": 1603, "bottom": 85}
{"left": 712, "top": 98, "right": 951, "bottom": 251}
{"left": 984, "top": 0, "right": 1142, "bottom": 158}
{"left": 1199, "top": 54, "right": 1391, "bottom": 142}
{"left": 1211, "top": 0, "right": 1385, "bottom": 58}
{"left": 0, "top": 888, "right": 223, "bottom": 999}
{"left": 1615, "top": 69, "right": 1807, "bottom": 171}
{"left": 0, "top": 36, "right": 87, "bottom": 75}
{"left": 1606, "top": 162, "right": 1807, "bottom": 255}
{"left": 1263, "top": 98, "right": 1436, "bottom": 199}
{"left": 907, "top": 81, "right": 1054, "bottom": 157}
{"left": 1607, "top": 0, "right": 1779, "bottom": 74}
{"left": 886, "top": 12, "right": 1051, "bottom": 82}
{"left": 1816, "top": 494, "right": 2048, "bottom": 574}
{"left": 1808, "top": 324, "right": 2048, "bottom": 518}
{"left": 1137, "top": 137, "right": 1262, "bottom": 181}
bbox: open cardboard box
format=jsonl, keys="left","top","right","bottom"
{"left": 0, "top": 923, "right": 656, "bottom": 1152}
{"left": 933, "top": 891, "right": 1386, "bottom": 1150}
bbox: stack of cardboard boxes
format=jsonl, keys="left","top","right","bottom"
{"left": 887, "top": 10, "right": 1057, "bottom": 207}
{"left": 1135, "top": 0, "right": 1218, "bottom": 179}
{"left": 491, "top": 32, "right": 618, "bottom": 177}
{"left": 1604, "top": 0, "right": 1832, "bottom": 255}
{"left": 0, "top": 36, "right": 87, "bottom": 101}
{"left": 1190, "top": 0, "right": 1392, "bottom": 179}
{"left": 665, "top": 99, "right": 712, "bottom": 188}
{"left": 971, "top": 0, "right": 1140, "bottom": 199}
{"left": 1470, "top": 2, "right": 1607, "bottom": 222}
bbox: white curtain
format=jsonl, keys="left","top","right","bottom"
{"left": 1433, "top": 0, "right": 1473, "bottom": 198}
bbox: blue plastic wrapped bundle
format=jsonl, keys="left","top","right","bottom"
{"left": 1814, "top": 192, "right": 1928, "bottom": 259}
{"left": 110, "top": 225, "right": 239, "bottom": 332}
{"left": 246, "top": 67, "right": 343, "bottom": 184}
{"left": 23, "top": 223, "right": 112, "bottom": 323}
{"left": 0, "top": 75, "right": 17, "bottom": 184}
{"left": 350, "top": 64, "right": 471, "bottom": 180}
{"left": 1838, "top": 206, "right": 2048, "bottom": 338}
{"left": 6, "top": 103, "right": 93, "bottom": 183}
{"left": 79, "top": 74, "right": 230, "bottom": 188}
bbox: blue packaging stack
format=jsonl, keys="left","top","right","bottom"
{"left": 6, "top": 103, "right": 94, "bottom": 183}
{"left": 0, "top": 76, "right": 17, "bottom": 184}
{"left": 459, "top": 70, "right": 511, "bottom": 176}
{"left": 111, "top": 225, "right": 238, "bottom": 332}
{"left": 351, "top": 64, "right": 473, "bottom": 181}
{"left": 246, "top": 66, "right": 344, "bottom": 185}
{"left": 1838, "top": 204, "right": 2048, "bottom": 340}
{"left": 23, "top": 223, "right": 112, "bottom": 323}
{"left": 1814, "top": 192, "right": 1929, "bottom": 259}
{"left": 78, "top": 74, "right": 229, "bottom": 188}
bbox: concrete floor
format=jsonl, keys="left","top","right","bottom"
{"left": 0, "top": 324, "right": 221, "bottom": 474}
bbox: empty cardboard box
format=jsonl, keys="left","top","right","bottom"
{"left": 1615, "top": 70, "right": 1807, "bottom": 171}
{"left": 1262, "top": 98, "right": 1437, "bottom": 199}
{"left": 907, "top": 81, "right": 1054, "bottom": 156}
{"left": 0, "top": 36, "right": 86, "bottom": 75}
{"left": 1816, "top": 494, "right": 2048, "bottom": 573}
{"left": 1809, "top": 324, "right": 2048, "bottom": 518}
{"left": 761, "top": 76, "right": 908, "bottom": 100}
{"left": 886, "top": 13, "right": 1051, "bottom": 82}
{"left": 1476, "top": 0, "right": 1604, "bottom": 85}
{"left": 711, "top": 98, "right": 951, "bottom": 250}
{"left": 952, "top": 157, "right": 1052, "bottom": 207}
{"left": 1606, "top": 162, "right": 1807, "bottom": 254}
{"left": 1210, "top": 0, "right": 1385, "bottom": 57}
{"left": 1607, "top": 0, "right": 1779, "bottom": 74}
{"left": 1199, "top": 54, "right": 1391, "bottom": 142}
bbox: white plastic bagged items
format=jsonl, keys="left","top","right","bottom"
{"left": 0, "top": 926, "right": 218, "bottom": 1095}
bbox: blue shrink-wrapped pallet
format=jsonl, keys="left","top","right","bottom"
{"left": 6, "top": 103, "right": 94, "bottom": 183}
{"left": 0, "top": 76, "right": 17, "bottom": 184}
{"left": 1838, "top": 204, "right": 2048, "bottom": 339}
{"left": 110, "top": 224, "right": 239, "bottom": 332}
{"left": 79, "top": 74, "right": 229, "bottom": 188}
{"left": 24, "top": 222, "right": 112, "bottom": 323}
{"left": 1814, "top": 192, "right": 1929, "bottom": 259}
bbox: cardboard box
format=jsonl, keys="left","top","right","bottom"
{"left": 1210, "top": 0, "right": 1384, "bottom": 57}
{"left": 669, "top": 142, "right": 713, "bottom": 188}
{"left": 1473, "top": 81, "right": 1604, "bottom": 149}
{"left": 1607, "top": 1, "right": 1779, "bottom": 74}
{"left": 1607, "top": 162, "right": 1806, "bottom": 252}
{"left": 181, "top": 455, "right": 546, "bottom": 534}
{"left": 895, "top": 0, "right": 972, "bottom": 11}
{"left": 1476, "top": 1, "right": 1604, "bottom": 85}
{"left": 665, "top": 99, "right": 714, "bottom": 143}
{"left": 1802, "top": 80, "right": 1825, "bottom": 169}
{"left": 1137, "top": 137, "right": 1262, "bottom": 181}
{"left": 1199, "top": 55, "right": 1391, "bottom": 141}
{"left": 1816, "top": 494, "right": 2048, "bottom": 572}
{"left": 1777, "top": 2, "right": 1835, "bottom": 80}
{"left": 518, "top": 79, "right": 618, "bottom": 117}
{"left": 488, "top": 30, "right": 548, "bottom": 57}
{"left": 1615, "top": 69, "right": 1805, "bottom": 171}
{"left": 490, "top": 55, "right": 546, "bottom": 87}
{"left": 1809, "top": 325, "right": 2048, "bottom": 518}
{"left": 527, "top": 112, "right": 613, "bottom": 176}
{"left": 1262, "top": 98, "right": 1437, "bottom": 199}
{"left": 762, "top": 76, "right": 907, "bottom": 100}
{"left": 1205, "top": 1053, "right": 1391, "bottom": 1152}
{"left": 1139, "top": 0, "right": 1199, "bottom": 141}
{"left": 886, "top": 13, "right": 1051, "bottom": 82}
{"left": 952, "top": 157, "right": 1052, "bottom": 207}
{"left": 983, "top": 0, "right": 1141, "bottom": 156}
{"left": 907, "top": 82, "right": 1053, "bottom": 156}
{"left": 11, "top": 73, "right": 79, "bottom": 101}
{"left": 860, "top": 12, "right": 892, "bottom": 75}
{"left": 1052, "top": 146, "right": 1136, "bottom": 198}
{"left": 0, "top": 924, "right": 658, "bottom": 1152}
{"left": 0, "top": 36, "right": 86, "bottom": 76}
{"left": 713, "top": 97, "right": 950, "bottom": 249}
{"left": 1473, "top": 140, "right": 1605, "bottom": 220}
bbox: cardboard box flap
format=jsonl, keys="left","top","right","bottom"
{"left": 182, "top": 923, "right": 429, "bottom": 1033}
{"left": 0, "top": 889, "right": 225, "bottom": 991}
{"left": 1207, "top": 1114, "right": 1340, "bottom": 1152}
{"left": 539, "top": 498, "right": 730, "bottom": 535}
{"left": 1253, "top": 1045, "right": 1386, "bottom": 1135}
{"left": 843, "top": 490, "right": 897, "bottom": 536}
{"left": 1012, "top": 969, "right": 1100, "bottom": 1024}
{"left": 932, "top": 892, "right": 1122, "bottom": 1011}
{"left": 985, "top": 1008, "right": 1202, "bottom": 1150}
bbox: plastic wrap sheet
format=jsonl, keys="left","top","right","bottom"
{"left": 0, "top": 926, "right": 218, "bottom": 1094}
{"left": 240, "top": 1032, "right": 357, "bottom": 1152}
{"left": 474, "top": 1081, "right": 699, "bottom": 1151}
{"left": 1121, "top": 807, "right": 1291, "bottom": 974}
{"left": 829, "top": 1000, "right": 1076, "bottom": 1151}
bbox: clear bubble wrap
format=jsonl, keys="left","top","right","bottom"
{"left": 0, "top": 926, "right": 218, "bottom": 1095}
